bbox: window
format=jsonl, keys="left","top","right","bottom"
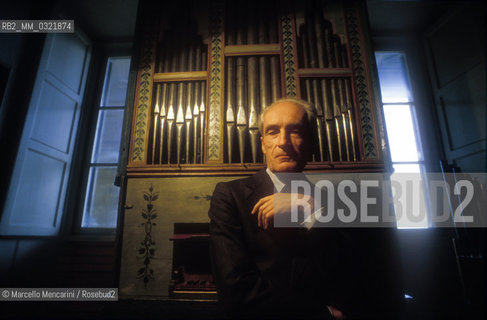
{"left": 81, "top": 57, "right": 130, "bottom": 229}
{"left": 0, "top": 33, "right": 91, "bottom": 236}
{"left": 375, "top": 52, "right": 427, "bottom": 228}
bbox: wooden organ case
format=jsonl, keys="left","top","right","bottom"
{"left": 119, "top": 0, "right": 387, "bottom": 300}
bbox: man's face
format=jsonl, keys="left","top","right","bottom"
{"left": 261, "top": 102, "right": 310, "bottom": 172}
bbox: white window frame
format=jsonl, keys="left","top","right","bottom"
{"left": 71, "top": 52, "right": 132, "bottom": 236}
{"left": 375, "top": 50, "right": 429, "bottom": 228}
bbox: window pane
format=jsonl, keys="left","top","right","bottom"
{"left": 91, "top": 109, "right": 124, "bottom": 163}
{"left": 82, "top": 167, "right": 119, "bottom": 228}
{"left": 375, "top": 52, "right": 413, "bottom": 103}
{"left": 390, "top": 172, "right": 428, "bottom": 229}
{"left": 393, "top": 163, "right": 422, "bottom": 173}
{"left": 383, "top": 104, "right": 421, "bottom": 162}
{"left": 100, "top": 57, "right": 130, "bottom": 107}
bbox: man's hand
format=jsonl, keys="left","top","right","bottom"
{"left": 328, "top": 306, "right": 346, "bottom": 319}
{"left": 251, "top": 193, "right": 313, "bottom": 230}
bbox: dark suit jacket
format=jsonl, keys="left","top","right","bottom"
{"left": 208, "top": 169, "right": 351, "bottom": 319}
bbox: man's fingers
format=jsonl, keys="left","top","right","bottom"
{"left": 258, "top": 208, "right": 264, "bottom": 228}
{"left": 266, "top": 205, "right": 274, "bottom": 230}
{"left": 258, "top": 205, "right": 266, "bottom": 228}
{"left": 328, "top": 306, "right": 346, "bottom": 320}
{"left": 264, "top": 206, "right": 271, "bottom": 229}
{"left": 264, "top": 209, "right": 270, "bottom": 230}
{"left": 253, "top": 195, "right": 278, "bottom": 229}
{"left": 259, "top": 210, "right": 264, "bottom": 228}
{"left": 259, "top": 204, "right": 274, "bottom": 230}
{"left": 252, "top": 198, "right": 264, "bottom": 215}
{"left": 251, "top": 200, "right": 261, "bottom": 215}
{"left": 252, "top": 195, "right": 272, "bottom": 215}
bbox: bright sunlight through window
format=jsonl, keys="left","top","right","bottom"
{"left": 375, "top": 52, "right": 428, "bottom": 228}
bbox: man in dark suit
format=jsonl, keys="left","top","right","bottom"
{"left": 208, "top": 98, "right": 349, "bottom": 319}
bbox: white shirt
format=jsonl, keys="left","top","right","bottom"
{"left": 266, "top": 168, "right": 286, "bottom": 192}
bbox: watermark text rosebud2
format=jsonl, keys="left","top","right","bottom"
{"left": 273, "top": 173, "right": 486, "bottom": 228}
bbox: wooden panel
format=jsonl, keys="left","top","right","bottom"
{"left": 119, "top": 176, "right": 240, "bottom": 298}
{"left": 153, "top": 71, "right": 207, "bottom": 82}
{"left": 344, "top": 4, "right": 380, "bottom": 160}
{"left": 206, "top": 0, "right": 224, "bottom": 162}
{"left": 427, "top": 8, "right": 484, "bottom": 88}
{"left": 0, "top": 240, "right": 16, "bottom": 282}
{"left": 0, "top": 33, "right": 91, "bottom": 236}
{"left": 46, "top": 33, "right": 88, "bottom": 94}
{"left": 298, "top": 68, "right": 351, "bottom": 76}
{"left": 281, "top": 12, "right": 298, "bottom": 97}
{"left": 225, "top": 44, "right": 281, "bottom": 56}
{"left": 8, "top": 150, "right": 66, "bottom": 229}
{"left": 425, "top": 5, "right": 486, "bottom": 172}
{"left": 129, "top": 8, "right": 157, "bottom": 164}
{"left": 455, "top": 151, "right": 487, "bottom": 173}
{"left": 439, "top": 64, "right": 485, "bottom": 150}
{"left": 55, "top": 241, "right": 116, "bottom": 287}
{"left": 30, "top": 80, "right": 78, "bottom": 153}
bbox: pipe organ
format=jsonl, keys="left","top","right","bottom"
{"left": 296, "top": 6, "right": 360, "bottom": 164}
{"left": 128, "top": 0, "right": 385, "bottom": 172}
{"left": 225, "top": 54, "right": 281, "bottom": 164}
{"left": 120, "top": 0, "right": 388, "bottom": 299}
{"left": 149, "top": 24, "right": 208, "bottom": 165}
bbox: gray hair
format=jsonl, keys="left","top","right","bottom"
{"left": 258, "top": 97, "right": 316, "bottom": 134}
